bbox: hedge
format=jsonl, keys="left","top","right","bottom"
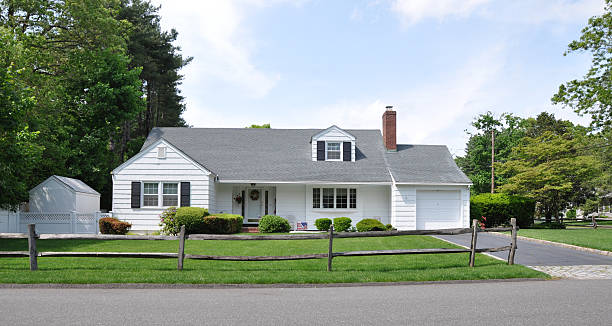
{"left": 356, "top": 219, "right": 386, "bottom": 232}
{"left": 470, "top": 193, "right": 535, "bottom": 228}
{"left": 333, "top": 217, "right": 352, "bottom": 232}
{"left": 258, "top": 215, "right": 291, "bottom": 233}
{"left": 165, "top": 207, "right": 209, "bottom": 235}
{"left": 99, "top": 217, "right": 131, "bottom": 235}
{"left": 314, "top": 218, "right": 332, "bottom": 231}
{"left": 201, "top": 214, "right": 243, "bottom": 234}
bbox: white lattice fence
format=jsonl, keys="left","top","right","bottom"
{"left": 17, "top": 212, "right": 100, "bottom": 234}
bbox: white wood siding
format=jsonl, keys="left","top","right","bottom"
{"left": 29, "top": 178, "right": 76, "bottom": 212}
{"left": 214, "top": 183, "right": 233, "bottom": 214}
{"left": 392, "top": 185, "right": 470, "bottom": 230}
{"left": 112, "top": 141, "right": 211, "bottom": 232}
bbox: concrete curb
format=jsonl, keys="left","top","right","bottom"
{"left": 491, "top": 232, "right": 612, "bottom": 257}
{"left": 0, "top": 278, "right": 548, "bottom": 289}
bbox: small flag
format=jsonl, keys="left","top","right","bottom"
{"left": 297, "top": 221, "right": 307, "bottom": 231}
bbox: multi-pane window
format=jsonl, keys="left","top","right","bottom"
{"left": 162, "top": 183, "right": 178, "bottom": 206}
{"left": 326, "top": 142, "right": 341, "bottom": 160}
{"left": 322, "top": 188, "right": 334, "bottom": 208}
{"left": 313, "top": 188, "right": 356, "bottom": 209}
{"left": 143, "top": 182, "right": 159, "bottom": 206}
{"left": 350, "top": 188, "right": 357, "bottom": 209}
{"left": 312, "top": 188, "right": 321, "bottom": 208}
{"left": 336, "top": 188, "right": 347, "bottom": 208}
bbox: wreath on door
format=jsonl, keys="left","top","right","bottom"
{"left": 249, "top": 189, "right": 260, "bottom": 201}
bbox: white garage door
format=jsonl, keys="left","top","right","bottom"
{"left": 416, "top": 190, "right": 462, "bottom": 230}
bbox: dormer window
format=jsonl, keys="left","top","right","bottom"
{"left": 312, "top": 125, "right": 356, "bottom": 162}
{"left": 326, "top": 142, "right": 341, "bottom": 160}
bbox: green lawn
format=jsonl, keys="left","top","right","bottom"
{"left": 518, "top": 228, "right": 612, "bottom": 252}
{"left": 0, "top": 235, "right": 545, "bottom": 284}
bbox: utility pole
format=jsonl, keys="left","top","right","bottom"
{"left": 491, "top": 129, "right": 495, "bottom": 194}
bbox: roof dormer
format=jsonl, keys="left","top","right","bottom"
{"left": 311, "top": 125, "right": 356, "bottom": 162}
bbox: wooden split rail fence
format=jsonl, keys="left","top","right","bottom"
{"left": 0, "top": 218, "right": 518, "bottom": 271}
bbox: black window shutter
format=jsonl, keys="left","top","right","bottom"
{"left": 180, "top": 182, "right": 190, "bottom": 207}
{"left": 343, "top": 142, "right": 351, "bottom": 161}
{"left": 130, "top": 182, "right": 141, "bottom": 208}
{"left": 316, "top": 141, "right": 325, "bottom": 161}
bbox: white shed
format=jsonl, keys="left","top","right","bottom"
{"left": 29, "top": 175, "right": 101, "bottom": 213}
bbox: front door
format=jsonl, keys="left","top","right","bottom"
{"left": 246, "top": 188, "right": 262, "bottom": 223}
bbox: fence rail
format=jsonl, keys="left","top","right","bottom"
{"left": 0, "top": 219, "right": 519, "bottom": 272}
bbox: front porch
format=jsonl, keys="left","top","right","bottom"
{"left": 229, "top": 185, "right": 276, "bottom": 225}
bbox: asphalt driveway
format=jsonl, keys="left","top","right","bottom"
{"left": 435, "top": 232, "right": 612, "bottom": 266}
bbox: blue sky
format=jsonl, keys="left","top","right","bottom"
{"left": 152, "top": 0, "right": 604, "bottom": 156}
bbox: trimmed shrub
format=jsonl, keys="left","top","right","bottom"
{"left": 258, "top": 215, "right": 291, "bottom": 233}
{"left": 333, "top": 217, "right": 352, "bottom": 232}
{"left": 314, "top": 218, "right": 332, "bottom": 231}
{"left": 470, "top": 193, "right": 535, "bottom": 228}
{"left": 170, "top": 207, "right": 209, "bottom": 235}
{"left": 565, "top": 209, "right": 577, "bottom": 219}
{"left": 99, "top": 217, "right": 131, "bottom": 235}
{"left": 201, "top": 214, "right": 243, "bottom": 234}
{"left": 356, "top": 219, "right": 386, "bottom": 232}
{"left": 385, "top": 224, "right": 395, "bottom": 231}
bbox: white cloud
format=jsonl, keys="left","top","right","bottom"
{"left": 152, "top": 0, "right": 289, "bottom": 98}
{"left": 391, "top": 0, "right": 604, "bottom": 26}
{"left": 392, "top": 0, "right": 490, "bottom": 25}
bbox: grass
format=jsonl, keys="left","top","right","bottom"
{"left": 0, "top": 236, "right": 546, "bottom": 284}
{"left": 518, "top": 228, "right": 612, "bottom": 252}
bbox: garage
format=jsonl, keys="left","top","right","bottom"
{"left": 416, "top": 190, "right": 462, "bottom": 230}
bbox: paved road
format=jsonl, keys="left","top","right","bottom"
{"left": 436, "top": 232, "right": 612, "bottom": 266}
{"left": 1, "top": 280, "right": 612, "bottom": 325}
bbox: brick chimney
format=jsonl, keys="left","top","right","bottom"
{"left": 382, "top": 106, "right": 397, "bottom": 151}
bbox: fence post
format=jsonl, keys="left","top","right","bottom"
{"left": 94, "top": 212, "right": 100, "bottom": 234}
{"left": 469, "top": 219, "right": 478, "bottom": 267}
{"left": 177, "top": 225, "right": 186, "bottom": 271}
{"left": 508, "top": 218, "right": 517, "bottom": 265}
{"left": 28, "top": 224, "right": 38, "bottom": 271}
{"left": 70, "top": 211, "right": 76, "bottom": 234}
{"left": 327, "top": 225, "right": 334, "bottom": 272}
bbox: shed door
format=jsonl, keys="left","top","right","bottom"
{"left": 416, "top": 190, "right": 462, "bottom": 230}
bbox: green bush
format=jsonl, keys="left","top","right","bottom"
{"left": 385, "top": 224, "right": 395, "bottom": 231}
{"left": 162, "top": 206, "right": 209, "bottom": 235}
{"left": 258, "top": 215, "right": 291, "bottom": 233}
{"left": 333, "top": 217, "right": 352, "bottom": 232}
{"left": 159, "top": 206, "right": 179, "bottom": 235}
{"left": 314, "top": 218, "right": 332, "bottom": 231}
{"left": 470, "top": 193, "right": 535, "bottom": 228}
{"left": 201, "top": 214, "right": 243, "bottom": 234}
{"left": 565, "top": 209, "right": 577, "bottom": 219}
{"left": 356, "top": 219, "right": 386, "bottom": 232}
{"left": 99, "top": 217, "right": 131, "bottom": 235}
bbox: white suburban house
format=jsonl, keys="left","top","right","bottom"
{"left": 111, "top": 108, "right": 472, "bottom": 232}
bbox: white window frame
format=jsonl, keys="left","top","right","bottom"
{"left": 325, "top": 141, "right": 342, "bottom": 161}
{"left": 312, "top": 187, "right": 357, "bottom": 210}
{"left": 141, "top": 181, "right": 181, "bottom": 208}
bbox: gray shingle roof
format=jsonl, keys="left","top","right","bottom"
{"left": 53, "top": 175, "right": 100, "bottom": 195}
{"left": 385, "top": 145, "right": 471, "bottom": 184}
{"left": 141, "top": 127, "right": 471, "bottom": 184}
